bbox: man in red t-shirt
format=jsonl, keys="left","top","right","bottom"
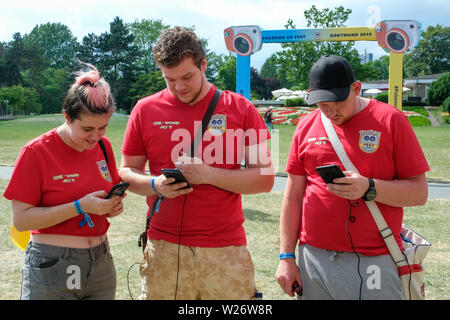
{"left": 275, "top": 55, "right": 429, "bottom": 300}
{"left": 119, "top": 26, "right": 274, "bottom": 300}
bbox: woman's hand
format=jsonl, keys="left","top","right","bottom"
{"left": 78, "top": 190, "right": 123, "bottom": 216}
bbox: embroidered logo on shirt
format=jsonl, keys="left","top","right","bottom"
{"left": 359, "top": 130, "right": 381, "bottom": 153}
{"left": 97, "top": 160, "right": 112, "bottom": 182}
{"left": 208, "top": 114, "right": 227, "bottom": 136}
{"left": 53, "top": 173, "right": 79, "bottom": 183}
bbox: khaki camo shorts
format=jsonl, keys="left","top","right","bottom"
{"left": 139, "top": 239, "right": 258, "bottom": 300}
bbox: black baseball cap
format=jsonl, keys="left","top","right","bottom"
{"left": 306, "top": 55, "right": 356, "bottom": 105}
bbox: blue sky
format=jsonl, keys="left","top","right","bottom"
{"left": 0, "top": 0, "right": 449, "bottom": 70}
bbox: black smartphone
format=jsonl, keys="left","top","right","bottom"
{"left": 105, "top": 182, "right": 129, "bottom": 199}
{"left": 161, "top": 168, "right": 192, "bottom": 189}
{"left": 315, "top": 164, "right": 345, "bottom": 184}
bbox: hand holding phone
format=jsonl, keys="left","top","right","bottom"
{"left": 315, "top": 164, "right": 345, "bottom": 184}
{"left": 105, "top": 182, "right": 129, "bottom": 199}
{"left": 161, "top": 168, "right": 192, "bottom": 189}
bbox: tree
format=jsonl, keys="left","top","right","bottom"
{"left": 405, "top": 25, "right": 450, "bottom": 77}
{"left": 0, "top": 85, "right": 42, "bottom": 115}
{"left": 128, "top": 71, "right": 167, "bottom": 107}
{"left": 24, "top": 22, "right": 78, "bottom": 69}
{"left": 274, "top": 5, "right": 362, "bottom": 89}
{"left": 216, "top": 54, "right": 236, "bottom": 91}
{"left": 98, "top": 17, "right": 141, "bottom": 112}
{"left": 427, "top": 72, "right": 450, "bottom": 106}
{"left": 251, "top": 67, "right": 280, "bottom": 100}
{"left": 128, "top": 19, "right": 169, "bottom": 73}
{"left": 77, "top": 33, "right": 102, "bottom": 67}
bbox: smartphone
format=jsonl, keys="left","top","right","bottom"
{"left": 315, "top": 164, "right": 345, "bottom": 184}
{"left": 161, "top": 168, "right": 192, "bottom": 189}
{"left": 105, "top": 182, "right": 129, "bottom": 199}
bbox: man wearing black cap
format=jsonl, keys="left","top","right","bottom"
{"left": 275, "top": 55, "right": 429, "bottom": 299}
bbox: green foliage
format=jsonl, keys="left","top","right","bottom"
{"left": 374, "top": 92, "right": 389, "bottom": 103}
{"left": 0, "top": 85, "right": 42, "bottom": 115}
{"left": 442, "top": 96, "right": 450, "bottom": 113}
{"left": 427, "top": 72, "right": 450, "bottom": 106}
{"left": 216, "top": 54, "right": 236, "bottom": 91}
{"left": 284, "top": 97, "right": 306, "bottom": 107}
{"left": 23, "top": 22, "right": 78, "bottom": 69}
{"left": 405, "top": 25, "right": 450, "bottom": 77}
{"left": 274, "top": 5, "right": 363, "bottom": 89}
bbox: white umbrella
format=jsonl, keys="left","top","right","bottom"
{"left": 276, "top": 95, "right": 294, "bottom": 101}
{"left": 272, "top": 88, "right": 294, "bottom": 98}
{"left": 365, "top": 89, "right": 383, "bottom": 94}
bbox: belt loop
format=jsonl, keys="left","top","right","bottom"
{"left": 63, "top": 247, "right": 71, "bottom": 259}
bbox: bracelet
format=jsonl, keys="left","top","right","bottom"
{"left": 74, "top": 200, "right": 94, "bottom": 228}
{"left": 279, "top": 253, "right": 296, "bottom": 260}
{"left": 151, "top": 177, "right": 163, "bottom": 196}
{"left": 151, "top": 177, "right": 164, "bottom": 213}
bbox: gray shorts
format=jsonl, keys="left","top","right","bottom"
{"left": 297, "top": 244, "right": 404, "bottom": 300}
{"left": 21, "top": 239, "right": 116, "bottom": 300}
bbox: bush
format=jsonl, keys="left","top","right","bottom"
{"left": 442, "top": 96, "right": 450, "bottom": 113}
{"left": 284, "top": 97, "right": 306, "bottom": 107}
{"left": 375, "top": 92, "right": 389, "bottom": 103}
{"left": 427, "top": 72, "right": 450, "bottom": 106}
{"left": 441, "top": 112, "right": 450, "bottom": 124}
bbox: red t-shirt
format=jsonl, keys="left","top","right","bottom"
{"left": 3, "top": 128, "right": 120, "bottom": 236}
{"left": 286, "top": 99, "right": 429, "bottom": 256}
{"left": 122, "top": 85, "right": 269, "bottom": 247}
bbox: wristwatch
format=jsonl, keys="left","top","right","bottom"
{"left": 362, "top": 178, "right": 377, "bottom": 201}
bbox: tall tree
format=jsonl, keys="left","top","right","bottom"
{"left": 216, "top": 54, "right": 236, "bottom": 91}
{"left": 98, "top": 17, "right": 141, "bottom": 112}
{"left": 24, "top": 22, "right": 78, "bottom": 69}
{"left": 128, "top": 19, "right": 169, "bottom": 73}
{"left": 274, "top": 5, "right": 362, "bottom": 89}
{"left": 405, "top": 25, "right": 450, "bottom": 77}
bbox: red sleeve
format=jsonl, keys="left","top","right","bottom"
{"left": 391, "top": 112, "right": 430, "bottom": 179}
{"left": 3, "top": 146, "right": 43, "bottom": 206}
{"left": 122, "top": 102, "right": 147, "bottom": 156}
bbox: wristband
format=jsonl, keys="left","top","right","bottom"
{"left": 279, "top": 253, "right": 296, "bottom": 260}
{"left": 151, "top": 177, "right": 164, "bottom": 213}
{"left": 74, "top": 200, "right": 94, "bottom": 228}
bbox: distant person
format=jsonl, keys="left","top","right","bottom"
{"left": 119, "top": 26, "right": 274, "bottom": 300}
{"left": 264, "top": 107, "right": 274, "bottom": 132}
{"left": 3, "top": 63, "right": 125, "bottom": 300}
{"left": 275, "top": 55, "right": 429, "bottom": 299}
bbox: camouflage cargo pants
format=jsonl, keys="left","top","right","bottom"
{"left": 139, "top": 239, "right": 258, "bottom": 300}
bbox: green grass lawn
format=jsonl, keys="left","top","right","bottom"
{"left": 0, "top": 114, "right": 449, "bottom": 300}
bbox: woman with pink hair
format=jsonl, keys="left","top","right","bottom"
{"left": 3, "top": 63, "right": 125, "bottom": 299}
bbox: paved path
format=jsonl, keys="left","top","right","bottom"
{"left": 1, "top": 165, "right": 449, "bottom": 199}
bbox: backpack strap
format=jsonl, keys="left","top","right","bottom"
{"left": 98, "top": 138, "right": 108, "bottom": 163}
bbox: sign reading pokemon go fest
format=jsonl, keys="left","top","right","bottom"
{"left": 224, "top": 20, "right": 422, "bottom": 110}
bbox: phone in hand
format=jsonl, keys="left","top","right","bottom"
{"left": 315, "top": 164, "right": 345, "bottom": 184}
{"left": 105, "top": 182, "right": 129, "bottom": 199}
{"left": 161, "top": 168, "right": 192, "bottom": 189}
